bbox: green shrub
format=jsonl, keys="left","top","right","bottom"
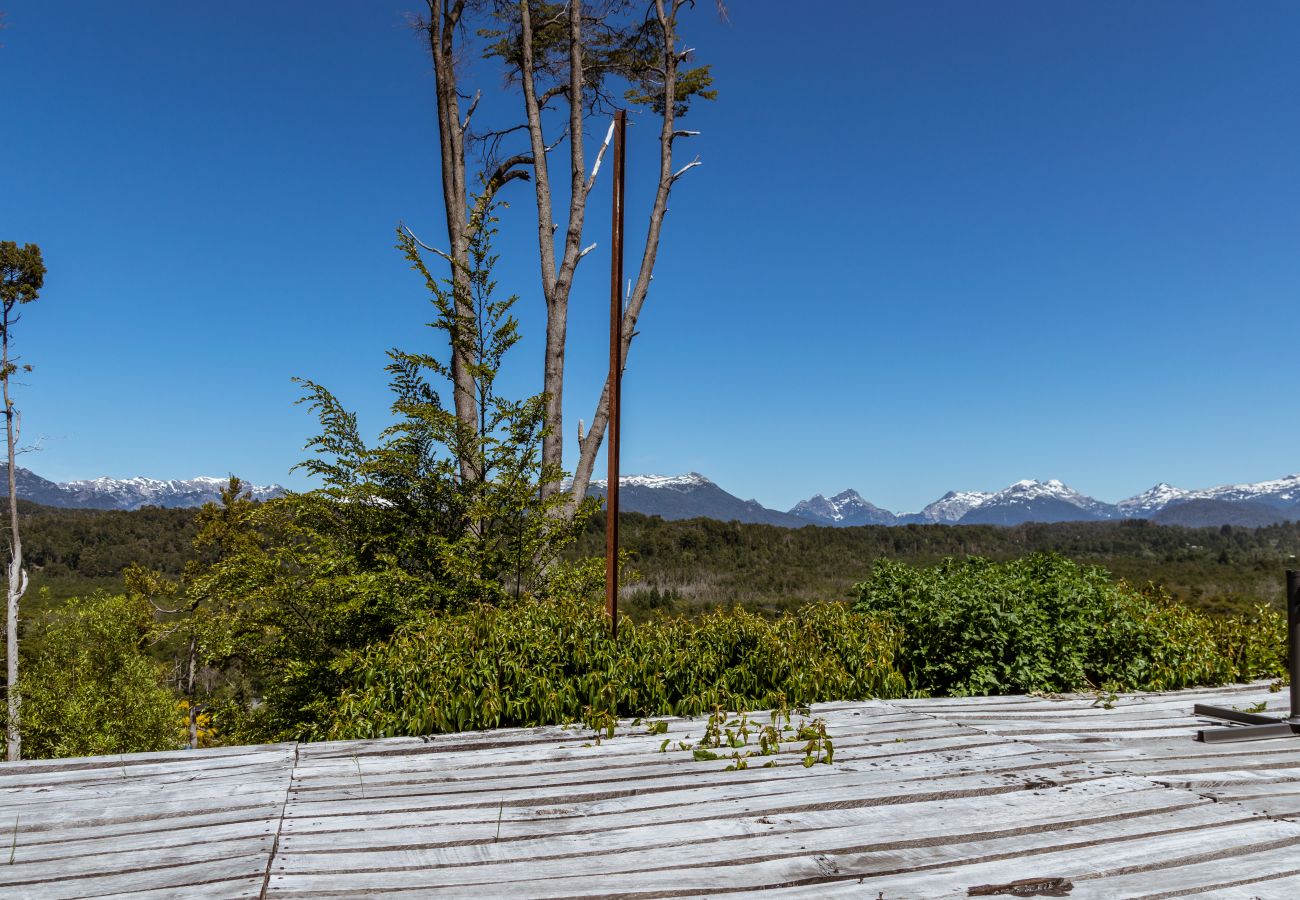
{"left": 316, "top": 565, "right": 906, "bottom": 741}
{"left": 8, "top": 595, "right": 186, "bottom": 758}
{"left": 854, "top": 553, "right": 1286, "bottom": 696}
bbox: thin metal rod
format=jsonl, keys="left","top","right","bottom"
{"left": 605, "top": 110, "right": 627, "bottom": 638}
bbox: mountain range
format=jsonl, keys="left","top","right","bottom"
{"left": 7, "top": 465, "right": 1300, "bottom": 528}
{"left": 4, "top": 468, "right": 285, "bottom": 511}
{"left": 597, "top": 472, "right": 1300, "bottom": 529}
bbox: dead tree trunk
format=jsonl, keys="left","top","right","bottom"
{"left": 569, "top": 0, "right": 699, "bottom": 507}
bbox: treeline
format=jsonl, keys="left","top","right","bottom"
{"left": 12, "top": 501, "right": 1300, "bottom": 620}
{"left": 12, "top": 501, "right": 199, "bottom": 578}
{"left": 6, "top": 501, "right": 201, "bottom": 614}
{"left": 569, "top": 514, "right": 1300, "bottom": 617}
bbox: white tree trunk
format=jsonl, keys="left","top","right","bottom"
{"left": 4, "top": 322, "right": 25, "bottom": 763}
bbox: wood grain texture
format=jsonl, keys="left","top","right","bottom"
{"left": 6, "top": 682, "right": 1300, "bottom": 898}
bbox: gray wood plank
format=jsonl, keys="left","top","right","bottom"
{"left": 264, "top": 806, "right": 1293, "bottom": 896}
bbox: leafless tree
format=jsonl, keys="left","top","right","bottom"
{"left": 415, "top": 0, "right": 715, "bottom": 509}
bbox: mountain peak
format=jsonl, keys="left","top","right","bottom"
{"left": 788, "top": 488, "right": 896, "bottom": 526}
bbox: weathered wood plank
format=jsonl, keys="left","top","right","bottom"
{"left": 1, "top": 817, "right": 280, "bottom": 866}
{"left": 279, "top": 759, "right": 1106, "bottom": 824}
{"left": 264, "top": 806, "right": 1294, "bottom": 896}
{"left": 7, "top": 853, "right": 276, "bottom": 900}
{"left": 270, "top": 776, "right": 1187, "bottom": 867}
{"left": 0, "top": 834, "right": 275, "bottom": 887}
{"left": 284, "top": 740, "right": 1052, "bottom": 807}
{"left": 285, "top": 732, "right": 1017, "bottom": 793}
{"left": 0, "top": 806, "right": 287, "bottom": 857}
{"left": 90, "top": 878, "right": 269, "bottom": 900}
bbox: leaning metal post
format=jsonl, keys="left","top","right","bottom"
{"left": 1193, "top": 570, "right": 1300, "bottom": 743}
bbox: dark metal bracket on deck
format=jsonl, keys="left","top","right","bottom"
{"left": 1194, "top": 570, "right": 1300, "bottom": 743}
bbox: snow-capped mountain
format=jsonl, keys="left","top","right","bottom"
{"left": 591, "top": 473, "right": 712, "bottom": 491}
{"left": 789, "top": 489, "right": 897, "bottom": 526}
{"left": 1116, "top": 483, "right": 1189, "bottom": 517}
{"left": 1113, "top": 475, "right": 1300, "bottom": 526}
{"left": 588, "top": 473, "right": 804, "bottom": 527}
{"left": 785, "top": 473, "right": 1300, "bottom": 528}
{"left": 5, "top": 467, "right": 284, "bottom": 510}
{"left": 901, "top": 490, "right": 995, "bottom": 525}
{"left": 1188, "top": 474, "right": 1300, "bottom": 511}
{"left": 959, "top": 479, "right": 1119, "bottom": 525}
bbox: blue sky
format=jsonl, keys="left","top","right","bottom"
{"left": 2, "top": 1, "right": 1296, "bottom": 514}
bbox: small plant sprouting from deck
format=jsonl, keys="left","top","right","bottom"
{"left": 7, "top": 814, "right": 17, "bottom": 865}
{"left": 668, "top": 701, "right": 836, "bottom": 771}
{"left": 352, "top": 753, "right": 364, "bottom": 799}
{"left": 582, "top": 707, "right": 618, "bottom": 746}
{"left": 494, "top": 801, "right": 504, "bottom": 842}
{"left": 797, "top": 718, "right": 833, "bottom": 767}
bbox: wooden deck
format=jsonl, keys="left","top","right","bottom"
{"left": 5, "top": 682, "right": 1300, "bottom": 898}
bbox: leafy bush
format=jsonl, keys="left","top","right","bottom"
{"left": 317, "top": 561, "right": 906, "bottom": 741}
{"left": 138, "top": 208, "right": 598, "bottom": 745}
{"left": 854, "top": 553, "right": 1286, "bottom": 696}
{"left": 8, "top": 594, "right": 185, "bottom": 758}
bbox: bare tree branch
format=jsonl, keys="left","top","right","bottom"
{"left": 586, "top": 118, "right": 616, "bottom": 191}
{"left": 399, "top": 223, "right": 453, "bottom": 263}
{"left": 461, "top": 89, "right": 481, "bottom": 131}
{"left": 672, "top": 156, "right": 702, "bottom": 180}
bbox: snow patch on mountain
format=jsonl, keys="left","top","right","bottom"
{"left": 590, "top": 473, "right": 713, "bottom": 491}
{"left": 48, "top": 474, "right": 284, "bottom": 509}
{"left": 1117, "top": 483, "right": 1190, "bottom": 516}
{"left": 1190, "top": 474, "right": 1300, "bottom": 507}
{"left": 791, "top": 489, "right": 864, "bottom": 522}
{"left": 908, "top": 490, "right": 995, "bottom": 524}
{"left": 988, "top": 479, "right": 1113, "bottom": 514}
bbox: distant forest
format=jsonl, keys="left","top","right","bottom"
{"left": 13, "top": 500, "right": 1299, "bottom": 620}
{"left": 570, "top": 513, "right": 1300, "bottom": 618}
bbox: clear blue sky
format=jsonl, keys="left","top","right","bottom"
{"left": 3, "top": 1, "right": 1296, "bottom": 514}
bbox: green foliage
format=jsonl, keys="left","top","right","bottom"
{"left": 171, "top": 208, "right": 593, "bottom": 743}
{"left": 320, "top": 562, "right": 906, "bottom": 741}
{"left": 480, "top": 2, "right": 716, "bottom": 119}
{"left": 624, "top": 62, "right": 717, "bottom": 117}
{"left": 0, "top": 242, "right": 44, "bottom": 309}
{"left": 7, "top": 594, "right": 184, "bottom": 758}
{"left": 854, "top": 553, "right": 1287, "bottom": 697}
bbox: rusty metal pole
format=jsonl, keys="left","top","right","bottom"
{"left": 605, "top": 110, "right": 627, "bottom": 638}
{"left": 1288, "top": 570, "right": 1300, "bottom": 719}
